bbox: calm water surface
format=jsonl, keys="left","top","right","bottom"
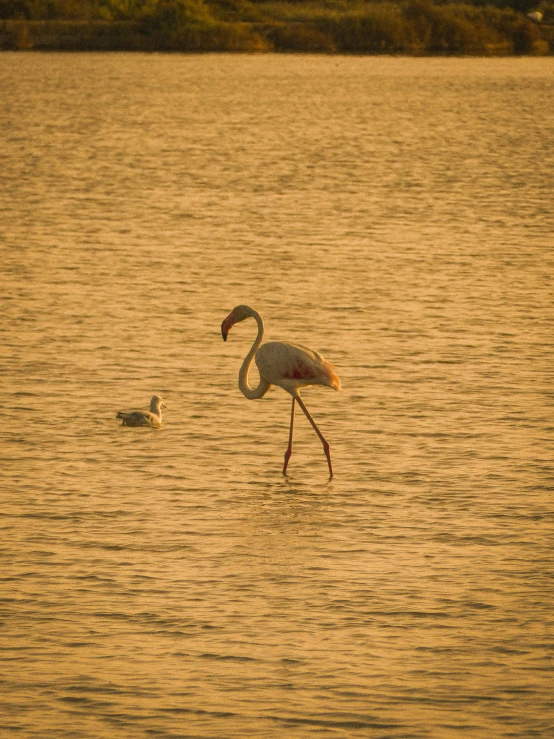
{"left": 1, "top": 53, "right": 553, "bottom": 738}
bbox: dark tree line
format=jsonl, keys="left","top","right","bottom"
{"left": 0, "top": 0, "right": 547, "bottom": 19}
{"left": 1, "top": 0, "right": 552, "bottom": 54}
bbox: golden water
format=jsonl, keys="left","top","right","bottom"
{"left": 1, "top": 53, "right": 553, "bottom": 738}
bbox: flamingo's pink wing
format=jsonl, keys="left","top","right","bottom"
{"left": 256, "top": 341, "right": 341, "bottom": 391}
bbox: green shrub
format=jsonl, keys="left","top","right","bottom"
{"left": 318, "top": 4, "right": 410, "bottom": 53}
{"left": 268, "top": 21, "right": 335, "bottom": 51}
{"left": 0, "top": 0, "right": 30, "bottom": 18}
{"left": 139, "top": 0, "right": 213, "bottom": 36}
{"left": 404, "top": 0, "right": 489, "bottom": 53}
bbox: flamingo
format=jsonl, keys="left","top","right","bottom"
{"left": 221, "top": 305, "right": 341, "bottom": 477}
{"left": 117, "top": 395, "right": 166, "bottom": 428}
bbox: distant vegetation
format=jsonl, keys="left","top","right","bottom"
{"left": 1, "top": 0, "right": 553, "bottom": 53}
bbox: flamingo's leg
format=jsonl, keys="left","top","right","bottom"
{"left": 296, "top": 396, "right": 333, "bottom": 478}
{"left": 283, "top": 397, "right": 295, "bottom": 475}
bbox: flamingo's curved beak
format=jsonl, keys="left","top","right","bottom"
{"left": 221, "top": 314, "right": 234, "bottom": 341}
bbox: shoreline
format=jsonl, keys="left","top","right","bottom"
{"left": 1, "top": 16, "right": 552, "bottom": 56}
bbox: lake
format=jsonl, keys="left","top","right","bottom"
{"left": 1, "top": 52, "right": 553, "bottom": 738}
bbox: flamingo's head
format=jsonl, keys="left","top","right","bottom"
{"left": 221, "top": 305, "right": 252, "bottom": 341}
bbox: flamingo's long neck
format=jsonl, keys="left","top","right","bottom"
{"left": 239, "top": 309, "right": 271, "bottom": 400}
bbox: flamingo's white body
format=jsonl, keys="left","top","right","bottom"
{"left": 117, "top": 395, "right": 166, "bottom": 428}
{"left": 221, "top": 305, "right": 341, "bottom": 477}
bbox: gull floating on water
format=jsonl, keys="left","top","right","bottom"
{"left": 117, "top": 395, "right": 166, "bottom": 428}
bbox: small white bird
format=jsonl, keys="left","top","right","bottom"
{"left": 527, "top": 10, "right": 543, "bottom": 22}
{"left": 221, "top": 305, "right": 341, "bottom": 477}
{"left": 116, "top": 395, "right": 166, "bottom": 428}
